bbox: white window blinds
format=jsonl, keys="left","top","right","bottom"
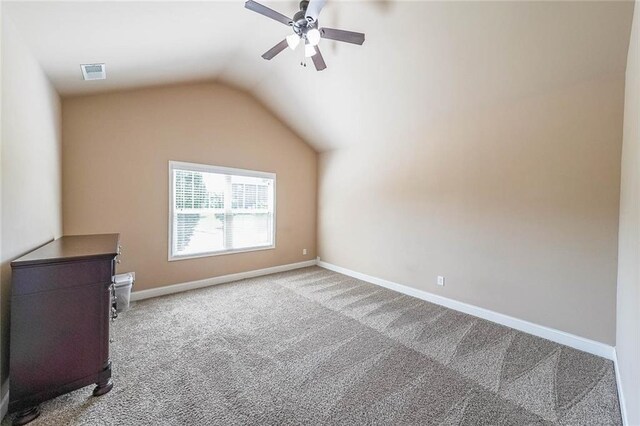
{"left": 169, "top": 161, "right": 275, "bottom": 260}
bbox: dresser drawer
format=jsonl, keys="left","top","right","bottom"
{"left": 12, "top": 258, "right": 114, "bottom": 296}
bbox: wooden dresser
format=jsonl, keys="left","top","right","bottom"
{"left": 9, "top": 234, "right": 120, "bottom": 425}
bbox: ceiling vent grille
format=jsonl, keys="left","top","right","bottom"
{"left": 80, "top": 63, "right": 106, "bottom": 80}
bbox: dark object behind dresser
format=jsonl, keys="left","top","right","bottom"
{"left": 8, "top": 234, "right": 120, "bottom": 425}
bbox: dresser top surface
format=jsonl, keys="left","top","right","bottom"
{"left": 12, "top": 234, "right": 120, "bottom": 267}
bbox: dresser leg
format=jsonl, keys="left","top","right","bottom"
{"left": 93, "top": 379, "right": 113, "bottom": 396}
{"left": 12, "top": 406, "right": 40, "bottom": 425}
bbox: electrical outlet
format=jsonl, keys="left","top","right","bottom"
{"left": 437, "top": 276, "right": 445, "bottom": 286}
{"left": 303, "top": 249, "right": 308, "bottom": 255}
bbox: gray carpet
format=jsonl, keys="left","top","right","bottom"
{"left": 3, "top": 267, "right": 621, "bottom": 425}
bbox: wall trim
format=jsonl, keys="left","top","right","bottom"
{"left": 0, "top": 380, "right": 9, "bottom": 422}
{"left": 317, "top": 260, "right": 615, "bottom": 360}
{"left": 130, "top": 260, "right": 317, "bottom": 302}
{"left": 613, "top": 349, "right": 629, "bottom": 425}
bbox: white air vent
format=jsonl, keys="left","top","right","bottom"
{"left": 80, "top": 63, "right": 106, "bottom": 81}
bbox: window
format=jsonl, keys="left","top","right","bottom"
{"left": 169, "top": 161, "right": 275, "bottom": 260}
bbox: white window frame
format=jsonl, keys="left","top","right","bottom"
{"left": 168, "top": 161, "right": 276, "bottom": 261}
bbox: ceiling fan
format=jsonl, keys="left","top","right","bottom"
{"left": 245, "top": 0, "right": 365, "bottom": 71}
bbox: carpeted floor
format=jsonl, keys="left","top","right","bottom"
{"left": 3, "top": 266, "right": 621, "bottom": 425}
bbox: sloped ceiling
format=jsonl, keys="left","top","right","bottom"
{"left": 4, "top": 1, "right": 635, "bottom": 151}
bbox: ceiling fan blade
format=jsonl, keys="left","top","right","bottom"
{"left": 245, "top": 0, "right": 292, "bottom": 26}
{"left": 305, "top": 0, "right": 326, "bottom": 23}
{"left": 261, "top": 39, "right": 289, "bottom": 60}
{"left": 320, "top": 27, "right": 365, "bottom": 45}
{"left": 312, "top": 46, "right": 327, "bottom": 71}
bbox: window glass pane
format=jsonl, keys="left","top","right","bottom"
{"left": 232, "top": 183, "right": 244, "bottom": 209}
{"left": 171, "top": 163, "right": 275, "bottom": 259}
{"left": 244, "top": 184, "right": 257, "bottom": 209}
{"left": 175, "top": 212, "right": 224, "bottom": 255}
{"left": 211, "top": 192, "right": 223, "bottom": 209}
{"left": 257, "top": 186, "right": 268, "bottom": 209}
{"left": 185, "top": 172, "right": 193, "bottom": 208}
{"left": 230, "top": 213, "right": 272, "bottom": 249}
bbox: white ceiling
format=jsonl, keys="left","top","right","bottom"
{"left": 4, "top": 0, "right": 635, "bottom": 151}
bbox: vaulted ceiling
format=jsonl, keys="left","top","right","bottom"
{"left": 4, "top": 1, "right": 635, "bottom": 151}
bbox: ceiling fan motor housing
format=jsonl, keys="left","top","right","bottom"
{"left": 293, "top": 10, "right": 306, "bottom": 26}
{"left": 292, "top": 3, "right": 317, "bottom": 36}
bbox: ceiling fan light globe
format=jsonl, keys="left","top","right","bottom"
{"left": 304, "top": 44, "right": 317, "bottom": 57}
{"left": 307, "top": 28, "right": 321, "bottom": 46}
{"left": 286, "top": 34, "right": 301, "bottom": 50}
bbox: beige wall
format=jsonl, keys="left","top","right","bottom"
{"left": 62, "top": 83, "right": 317, "bottom": 292}
{"left": 617, "top": 1, "right": 639, "bottom": 423}
{"left": 0, "top": 16, "right": 63, "bottom": 402}
{"left": 318, "top": 72, "right": 625, "bottom": 345}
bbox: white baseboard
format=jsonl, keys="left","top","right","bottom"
{"left": 317, "top": 260, "right": 615, "bottom": 360}
{"left": 129, "top": 257, "right": 614, "bottom": 361}
{"left": 613, "top": 349, "right": 629, "bottom": 425}
{"left": 0, "top": 380, "right": 9, "bottom": 422}
{"left": 130, "top": 260, "right": 317, "bottom": 302}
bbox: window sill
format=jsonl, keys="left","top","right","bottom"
{"left": 168, "top": 244, "right": 275, "bottom": 262}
